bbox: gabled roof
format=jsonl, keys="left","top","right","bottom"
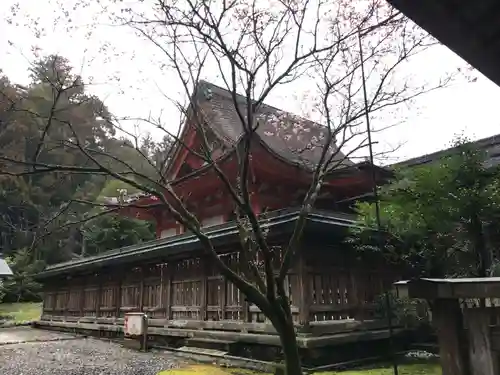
{"left": 187, "top": 80, "right": 353, "bottom": 170}
{"left": 393, "top": 134, "right": 500, "bottom": 169}
{"left": 114, "top": 81, "right": 385, "bottom": 206}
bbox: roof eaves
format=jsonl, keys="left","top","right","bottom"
{"left": 38, "top": 208, "right": 303, "bottom": 278}
{"left": 164, "top": 126, "right": 190, "bottom": 179}
{"left": 387, "top": 0, "right": 500, "bottom": 87}
{"left": 392, "top": 133, "right": 500, "bottom": 168}
{"left": 36, "top": 208, "right": 359, "bottom": 279}
{"left": 324, "top": 161, "right": 392, "bottom": 179}
{"left": 164, "top": 86, "right": 232, "bottom": 179}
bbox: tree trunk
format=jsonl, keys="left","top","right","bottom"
{"left": 471, "top": 213, "right": 490, "bottom": 277}
{"left": 470, "top": 213, "right": 490, "bottom": 308}
{"left": 276, "top": 312, "right": 303, "bottom": 375}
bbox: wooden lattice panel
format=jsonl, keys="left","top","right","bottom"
{"left": 38, "top": 239, "right": 400, "bottom": 333}
{"left": 119, "top": 266, "right": 142, "bottom": 315}
{"left": 310, "top": 271, "right": 352, "bottom": 321}
{"left": 43, "top": 291, "right": 55, "bottom": 313}
{"left": 99, "top": 284, "right": 117, "bottom": 317}
{"left": 223, "top": 253, "right": 242, "bottom": 321}
{"left": 83, "top": 286, "right": 98, "bottom": 317}
{"left": 143, "top": 270, "right": 166, "bottom": 318}
{"left": 171, "top": 258, "right": 202, "bottom": 320}
{"left": 67, "top": 288, "right": 82, "bottom": 317}
{"left": 207, "top": 275, "right": 224, "bottom": 321}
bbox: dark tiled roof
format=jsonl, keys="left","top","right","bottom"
{"left": 37, "top": 209, "right": 358, "bottom": 278}
{"left": 393, "top": 134, "right": 500, "bottom": 169}
{"left": 195, "top": 81, "right": 354, "bottom": 170}
{"left": 387, "top": 0, "right": 500, "bottom": 87}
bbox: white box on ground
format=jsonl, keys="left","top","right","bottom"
{"left": 124, "top": 312, "right": 147, "bottom": 336}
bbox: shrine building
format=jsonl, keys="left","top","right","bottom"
{"left": 34, "top": 81, "right": 402, "bottom": 364}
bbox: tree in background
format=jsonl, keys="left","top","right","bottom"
{"left": 0, "top": 55, "right": 115, "bottom": 257}
{"left": 0, "top": 56, "right": 168, "bottom": 300}
{"left": 351, "top": 137, "right": 500, "bottom": 278}
{"left": 0, "top": 248, "right": 44, "bottom": 303}
{"left": 96, "top": 179, "right": 142, "bottom": 201}
{"left": 1, "top": 0, "right": 454, "bottom": 373}
{"left": 81, "top": 214, "right": 155, "bottom": 257}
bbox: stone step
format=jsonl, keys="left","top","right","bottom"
{"left": 177, "top": 346, "right": 228, "bottom": 356}
{"left": 185, "top": 337, "right": 235, "bottom": 352}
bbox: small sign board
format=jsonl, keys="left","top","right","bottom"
{"left": 124, "top": 313, "right": 147, "bottom": 337}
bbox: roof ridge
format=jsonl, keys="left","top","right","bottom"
{"left": 393, "top": 133, "right": 500, "bottom": 168}
{"left": 197, "top": 80, "right": 323, "bottom": 128}
{"left": 193, "top": 80, "right": 353, "bottom": 170}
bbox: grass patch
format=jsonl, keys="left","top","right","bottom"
{"left": 157, "top": 363, "right": 440, "bottom": 375}
{"left": 157, "top": 364, "right": 259, "bottom": 375}
{"left": 0, "top": 302, "right": 42, "bottom": 322}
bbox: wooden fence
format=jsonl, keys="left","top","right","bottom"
{"left": 42, "top": 252, "right": 394, "bottom": 329}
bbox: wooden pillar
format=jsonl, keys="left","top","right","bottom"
{"left": 159, "top": 265, "right": 164, "bottom": 317}
{"left": 297, "top": 250, "right": 311, "bottom": 330}
{"left": 432, "top": 298, "right": 469, "bottom": 375}
{"left": 53, "top": 287, "right": 59, "bottom": 316}
{"left": 242, "top": 279, "right": 250, "bottom": 324}
{"left": 52, "top": 286, "right": 57, "bottom": 316}
{"left": 465, "top": 307, "right": 498, "bottom": 375}
{"left": 220, "top": 276, "right": 227, "bottom": 321}
{"left": 79, "top": 277, "right": 86, "bottom": 318}
{"left": 45, "top": 283, "right": 53, "bottom": 317}
{"left": 139, "top": 267, "right": 144, "bottom": 312}
{"left": 115, "top": 270, "right": 123, "bottom": 319}
{"left": 63, "top": 281, "right": 69, "bottom": 321}
{"left": 165, "top": 263, "right": 172, "bottom": 320}
{"left": 40, "top": 286, "right": 46, "bottom": 316}
{"left": 95, "top": 273, "right": 102, "bottom": 318}
{"left": 350, "top": 269, "right": 366, "bottom": 321}
{"left": 200, "top": 256, "right": 208, "bottom": 321}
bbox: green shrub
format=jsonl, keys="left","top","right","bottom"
{"left": 373, "top": 293, "right": 429, "bottom": 327}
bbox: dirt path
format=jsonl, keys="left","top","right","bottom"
{"left": 0, "top": 327, "right": 182, "bottom": 375}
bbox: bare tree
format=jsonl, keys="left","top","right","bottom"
{"left": 0, "top": 0, "right": 454, "bottom": 373}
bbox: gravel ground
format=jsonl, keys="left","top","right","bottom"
{"left": 0, "top": 328, "right": 183, "bottom": 375}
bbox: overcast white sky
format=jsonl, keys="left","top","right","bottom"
{"left": 1, "top": 0, "right": 500, "bottom": 164}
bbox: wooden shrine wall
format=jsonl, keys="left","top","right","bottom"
{"left": 41, "top": 247, "right": 395, "bottom": 326}
{"left": 303, "top": 245, "right": 400, "bottom": 322}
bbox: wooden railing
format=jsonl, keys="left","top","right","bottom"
{"left": 43, "top": 255, "right": 391, "bottom": 329}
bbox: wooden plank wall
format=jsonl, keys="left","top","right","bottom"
{"left": 43, "top": 251, "right": 393, "bottom": 326}
{"left": 304, "top": 245, "right": 399, "bottom": 322}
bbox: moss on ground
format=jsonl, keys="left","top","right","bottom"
{"left": 0, "top": 302, "right": 42, "bottom": 322}
{"left": 157, "top": 364, "right": 256, "bottom": 375}
{"left": 157, "top": 363, "right": 440, "bottom": 375}
{"left": 315, "top": 363, "right": 441, "bottom": 375}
